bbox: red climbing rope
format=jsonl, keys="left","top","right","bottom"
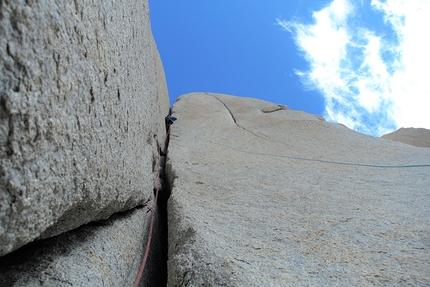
{"left": 133, "top": 126, "right": 170, "bottom": 287}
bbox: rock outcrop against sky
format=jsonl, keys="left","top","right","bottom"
{"left": 382, "top": 127, "right": 430, "bottom": 148}
{"left": 166, "top": 92, "right": 430, "bottom": 286}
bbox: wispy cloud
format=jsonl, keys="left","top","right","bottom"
{"left": 278, "top": 0, "right": 430, "bottom": 136}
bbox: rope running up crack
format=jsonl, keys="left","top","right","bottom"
{"left": 133, "top": 120, "right": 173, "bottom": 287}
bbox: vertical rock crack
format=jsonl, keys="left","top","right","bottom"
{"left": 204, "top": 92, "right": 274, "bottom": 142}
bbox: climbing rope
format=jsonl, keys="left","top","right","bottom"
{"left": 207, "top": 140, "right": 430, "bottom": 168}
{"left": 133, "top": 115, "right": 428, "bottom": 285}
{"left": 133, "top": 116, "right": 174, "bottom": 287}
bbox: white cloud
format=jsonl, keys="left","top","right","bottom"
{"left": 278, "top": 0, "right": 430, "bottom": 136}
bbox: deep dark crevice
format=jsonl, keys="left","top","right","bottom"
{"left": 0, "top": 208, "right": 141, "bottom": 285}
{"left": 138, "top": 113, "right": 172, "bottom": 287}
{"left": 0, "top": 115, "right": 174, "bottom": 286}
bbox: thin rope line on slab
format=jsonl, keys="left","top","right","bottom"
{"left": 207, "top": 140, "right": 430, "bottom": 168}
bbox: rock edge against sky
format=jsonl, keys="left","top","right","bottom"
{"left": 166, "top": 92, "right": 430, "bottom": 286}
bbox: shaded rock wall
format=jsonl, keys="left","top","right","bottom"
{"left": 0, "top": 208, "right": 150, "bottom": 286}
{"left": 166, "top": 92, "right": 430, "bottom": 286}
{"left": 0, "top": 0, "right": 169, "bottom": 256}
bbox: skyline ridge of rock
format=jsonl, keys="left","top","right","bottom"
{"left": 1, "top": 0, "right": 429, "bottom": 283}
{"left": 166, "top": 92, "right": 430, "bottom": 286}
{"left": 382, "top": 127, "right": 430, "bottom": 148}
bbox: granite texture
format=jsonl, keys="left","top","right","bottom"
{"left": 0, "top": 207, "right": 151, "bottom": 286}
{"left": 0, "top": 0, "right": 169, "bottom": 256}
{"left": 382, "top": 127, "right": 430, "bottom": 148}
{"left": 166, "top": 92, "right": 430, "bottom": 286}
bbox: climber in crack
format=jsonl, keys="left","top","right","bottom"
{"left": 158, "top": 115, "right": 177, "bottom": 157}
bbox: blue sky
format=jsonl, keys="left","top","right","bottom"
{"left": 149, "top": 0, "right": 429, "bottom": 136}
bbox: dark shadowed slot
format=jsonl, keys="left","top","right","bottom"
{"left": 0, "top": 208, "right": 138, "bottom": 285}
{"left": 138, "top": 115, "right": 172, "bottom": 286}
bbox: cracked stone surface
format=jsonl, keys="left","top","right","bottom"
{"left": 382, "top": 127, "right": 430, "bottom": 148}
{"left": 0, "top": 0, "right": 169, "bottom": 256}
{"left": 166, "top": 92, "right": 430, "bottom": 286}
{"left": 0, "top": 207, "right": 152, "bottom": 286}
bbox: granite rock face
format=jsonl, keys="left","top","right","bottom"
{"left": 0, "top": 0, "right": 169, "bottom": 256}
{"left": 167, "top": 92, "right": 430, "bottom": 286}
{"left": 382, "top": 127, "right": 430, "bottom": 148}
{"left": 0, "top": 207, "right": 153, "bottom": 286}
